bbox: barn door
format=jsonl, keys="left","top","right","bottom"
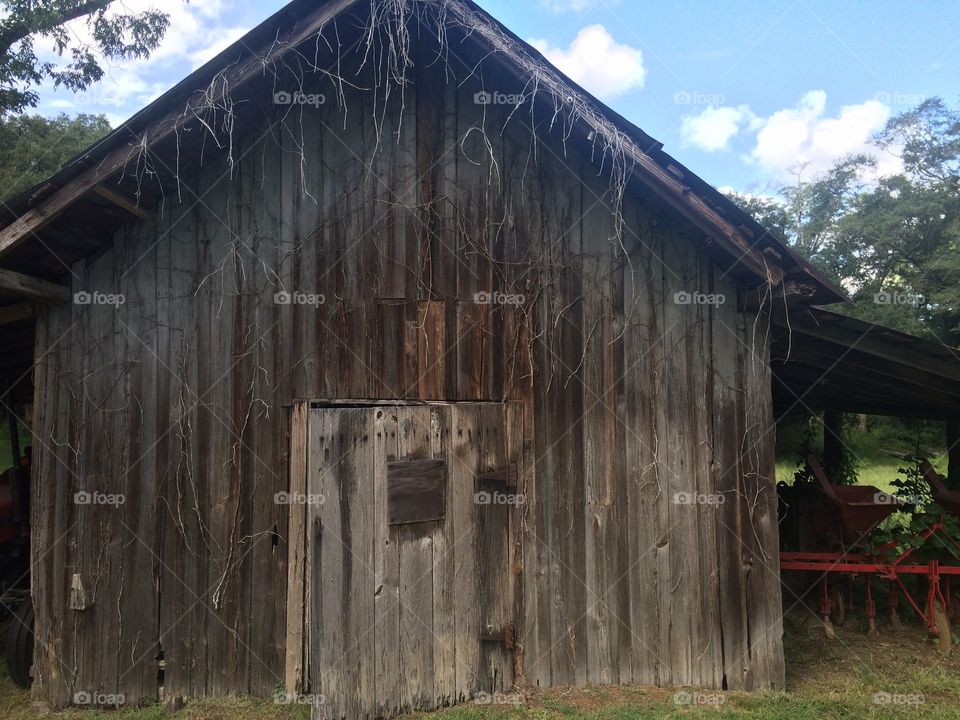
{"left": 292, "top": 402, "right": 519, "bottom": 719}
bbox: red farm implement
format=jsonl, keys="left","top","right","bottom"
{"left": 778, "top": 454, "right": 959, "bottom": 652}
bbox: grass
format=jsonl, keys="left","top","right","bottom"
{"left": 774, "top": 415, "right": 948, "bottom": 490}
{"left": 2, "top": 614, "right": 959, "bottom": 720}
{"left": 0, "top": 417, "right": 31, "bottom": 470}
{"left": 775, "top": 458, "right": 915, "bottom": 493}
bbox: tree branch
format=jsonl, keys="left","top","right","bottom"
{"left": 0, "top": 0, "right": 113, "bottom": 57}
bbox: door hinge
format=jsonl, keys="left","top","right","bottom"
{"left": 480, "top": 622, "right": 515, "bottom": 650}
{"left": 477, "top": 462, "right": 519, "bottom": 488}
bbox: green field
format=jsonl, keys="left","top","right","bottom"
{"left": 774, "top": 415, "right": 948, "bottom": 491}
{"left": 0, "top": 416, "right": 31, "bottom": 471}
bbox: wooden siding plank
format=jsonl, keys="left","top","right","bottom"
{"left": 693, "top": 254, "right": 723, "bottom": 689}
{"left": 243, "top": 134, "right": 287, "bottom": 694}
{"left": 740, "top": 312, "right": 787, "bottom": 689}
{"left": 661, "top": 223, "right": 696, "bottom": 686}
{"left": 154, "top": 199, "right": 195, "bottom": 699}
{"left": 623, "top": 219, "right": 663, "bottom": 685}
{"left": 115, "top": 219, "right": 161, "bottom": 701}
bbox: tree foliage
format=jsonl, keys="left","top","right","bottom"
{"left": 0, "top": 0, "right": 169, "bottom": 116}
{"left": 0, "top": 112, "right": 110, "bottom": 201}
{"left": 728, "top": 97, "right": 960, "bottom": 346}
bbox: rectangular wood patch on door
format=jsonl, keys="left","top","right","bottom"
{"left": 387, "top": 458, "right": 446, "bottom": 525}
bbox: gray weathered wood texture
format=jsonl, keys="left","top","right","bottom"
{"left": 29, "top": 6, "right": 784, "bottom": 711}
{"left": 292, "top": 403, "right": 515, "bottom": 719}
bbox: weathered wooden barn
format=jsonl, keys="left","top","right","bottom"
{"left": 0, "top": 0, "right": 851, "bottom": 715}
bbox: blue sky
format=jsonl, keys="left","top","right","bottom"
{"left": 33, "top": 0, "right": 960, "bottom": 194}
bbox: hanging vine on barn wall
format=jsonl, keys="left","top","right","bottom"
{"left": 43, "top": 0, "right": 782, "bottom": 596}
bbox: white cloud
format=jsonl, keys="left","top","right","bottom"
{"left": 34, "top": 0, "right": 251, "bottom": 123}
{"left": 752, "top": 90, "right": 899, "bottom": 180}
{"left": 678, "top": 91, "right": 902, "bottom": 182}
{"left": 680, "top": 104, "right": 759, "bottom": 152}
{"left": 188, "top": 27, "right": 250, "bottom": 68}
{"left": 530, "top": 25, "right": 646, "bottom": 99}
{"left": 542, "top": 0, "right": 619, "bottom": 12}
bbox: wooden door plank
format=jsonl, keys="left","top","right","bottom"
{"left": 476, "top": 404, "right": 512, "bottom": 692}
{"left": 285, "top": 401, "right": 309, "bottom": 692}
{"left": 506, "top": 400, "right": 530, "bottom": 688}
{"left": 309, "top": 408, "right": 343, "bottom": 717}
{"left": 345, "top": 409, "right": 377, "bottom": 718}
{"left": 449, "top": 404, "right": 480, "bottom": 702}
{"left": 374, "top": 408, "right": 401, "bottom": 716}
{"left": 430, "top": 404, "right": 457, "bottom": 707}
{"left": 395, "top": 406, "right": 436, "bottom": 712}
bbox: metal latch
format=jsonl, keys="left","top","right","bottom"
{"left": 480, "top": 622, "right": 515, "bottom": 650}
{"left": 477, "top": 462, "right": 519, "bottom": 488}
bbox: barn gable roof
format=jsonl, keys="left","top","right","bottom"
{"left": 0, "top": 0, "right": 844, "bottom": 305}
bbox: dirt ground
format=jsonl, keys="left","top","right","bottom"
{"left": 781, "top": 602, "right": 960, "bottom": 696}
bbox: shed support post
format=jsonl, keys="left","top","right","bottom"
{"left": 823, "top": 411, "right": 844, "bottom": 482}
{"left": 947, "top": 417, "right": 960, "bottom": 489}
{"left": 6, "top": 402, "right": 19, "bottom": 465}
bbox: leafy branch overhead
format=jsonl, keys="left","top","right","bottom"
{"left": 0, "top": 0, "right": 170, "bottom": 116}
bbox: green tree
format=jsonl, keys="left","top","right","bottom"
{"left": 0, "top": 0, "right": 170, "bottom": 116}
{"left": 726, "top": 192, "right": 791, "bottom": 242}
{"left": 0, "top": 112, "right": 110, "bottom": 201}
{"left": 876, "top": 97, "right": 960, "bottom": 186}
{"left": 829, "top": 101, "right": 960, "bottom": 344}
{"left": 727, "top": 156, "right": 876, "bottom": 285}
{"left": 727, "top": 97, "right": 960, "bottom": 346}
